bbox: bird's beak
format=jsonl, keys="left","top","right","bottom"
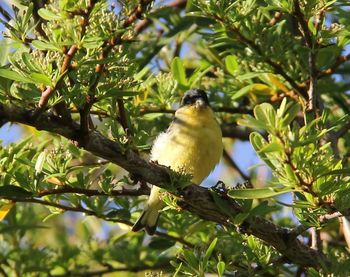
{"left": 195, "top": 98, "right": 206, "bottom": 109}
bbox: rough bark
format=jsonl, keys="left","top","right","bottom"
{"left": 0, "top": 102, "right": 328, "bottom": 269}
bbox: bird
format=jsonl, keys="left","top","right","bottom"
{"left": 132, "top": 89, "right": 223, "bottom": 235}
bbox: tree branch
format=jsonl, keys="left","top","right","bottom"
{"left": 223, "top": 149, "right": 251, "bottom": 183}
{"left": 32, "top": 0, "right": 49, "bottom": 40}
{"left": 79, "top": 0, "right": 154, "bottom": 137}
{"left": 293, "top": 0, "right": 319, "bottom": 113}
{"left": 37, "top": 185, "right": 150, "bottom": 197}
{"left": 0, "top": 102, "right": 329, "bottom": 269}
{"left": 139, "top": 106, "right": 252, "bottom": 115}
{"left": 34, "top": 2, "right": 95, "bottom": 117}
{"left": 319, "top": 53, "right": 350, "bottom": 78}
{"left": 218, "top": 21, "right": 308, "bottom": 99}
{"left": 5, "top": 195, "right": 194, "bottom": 249}
{"left": 51, "top": 261, "right": 172, "bottom": 277}
{"left": 0, "top": 4, "right": 11, "bottom": 22}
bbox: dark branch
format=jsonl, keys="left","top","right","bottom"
{"left": 221, "top": 124, "right": 252, "bottom": 140}
{"left": 293, "top": 0, "right": 319, "bottom": 113}
{"left": 0, "top": 102, "right": 329, "bottom": 269}
{"left": 117, "top": 98, "right": 132, "bottom": 136}
{"left": 139, "top": 106, "right": 252, "bottom": 115}
{"left": 223, "top": 149, "right": 251, "bottom": 182}
{"left": 37, "top": 185, "right": 150, "bottom": 197}
{"left": 319, "top": 54, "right": 350, "bottom": 78}
{"left": 51, "top": 261, "right": 172, "bottom": 277}
{"left": 0, "top": 4, "right": 11, "bottom": 22}
{"left": 79, "top": 0, "right": 154, "bottom": 137}
{"left": 225, "top": 25, "right": 307, "bottom": 99}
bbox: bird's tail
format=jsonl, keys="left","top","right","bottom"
{"left": 132, "top": 205, "right": 160, "bottom": 235}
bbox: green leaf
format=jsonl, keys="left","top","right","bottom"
{"left": 149, "top": 237, "right": 176, "bottom": 249}
{"left": 101, "top": 89, "right": 141, "bottom": 98}
{"left": 35, "top": 151, "right": 47, "bottom": 174}
{"left": 225, "top": 55, "right": 238, "bottom": 75}
{"left": 283, "top": 164, "right": 299, "bottom": 185}
{"left": 171, "top": 57, "right": 188, "bottom": 88}
{"left": 203, "top": 238, "right": 217, "bottom": 267}
{"left": 0, "top": 39, "right": 11, "bottom": 66}
{"left": 173, "top": 262, "right": 183, "bottom": 277}
{"left": 217, "top": 261, "right": 225, "bottom": 277}
{"left": 254, "top": 103, "right": 276, "bottom": 131}
{"left": 277, "top": 97, "right": 287, "bottom": 117}
{"left": 249, "top": 132, "right": 266, "bottom": 151}
{"left": 259, "top": 142, "right": 283, "bottom": 153}
{"left": 233, "top": 212, "right": 249, "bottom": 225}
{"left": 237, "top": 115, "right": 268, "bottom": 130}
{"left": 30, "top": 73, "right": 52, "bottom": 86}
{"left": 23, "top": 3, "right": 34, "bottom": 26}
{"left": 38, "top": 8, "right": 63, "bottom": 20}
{"left": 321, "top": 168, "right": 350, "bottom": 177}
{"left": 0, "top": 185, "right": 33, "bottom": 199}
{"left": 82, "top": 36, "right": 104, "bottom": 49}
{"left": 237, "top": 72, "right": 267, "bottom": 81}
{"left": 281, "top": 103, "right": 300, "bottom": 127}
{"left": 249, "top": 200, "right": 280, "bottom": 216}
{"left": 228, "top": 187, "right": 294, "bottom": 199}
{"left": 22, "top": 52, "right": 39, "bottom": 72}
{"left": 0, "top": 68, "right": 35, "bottom": 83}
{"left": 292, "top": 128, "right": 329, "bottom": 147}
{"left": 210, "top": 190, "right": 234, "bottom": 217}
{"left": 231, "top": 84, "right": 255, "bottom": 101}
{"left": 183, "top": 250, "right": 198, "bottom": 269}
{"left": 307, "top": 18, "right": 317, "bottom": 36}
{"left": 32, "top": 40, "right": 61, "bottom": 51}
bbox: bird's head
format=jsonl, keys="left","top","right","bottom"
{"left": 180, "top": 89, "right": 210, "bottom": 110}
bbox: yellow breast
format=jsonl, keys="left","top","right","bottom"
{"left": 151, "top": 105, "right": 223, "bottom": 184}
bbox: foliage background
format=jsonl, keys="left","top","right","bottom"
{"left": 1, "top": 0, "right": 350, "bottom": 276}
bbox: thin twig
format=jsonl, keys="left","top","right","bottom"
{"left": 269, "top": 11, "right": 282, "bottom": 26}
{"left": 218, "top": 21, "right": 307, "bottom": 99}
{"left": 329, "top": 120, "right": 350, "bottom": 157}
{"left": 293, "top": 0, "right": 319, "bottom": 113}
{"left": 0, "top": 102, "right": 331, "bottom": 269}
{"left": 79, "top": 0, "right": 154, "bottom": 139}
{"left": 221, "top": 124, "right": 252, "bottom": 140}
{"left": 34, "top": 2, "right": 95, "bottom": 119}
{"left": 223, "top": 149, "right": 251, "bottom": 183}
{"left": 319, "top": 53, "right": 350, "bottom": 77}
{"left": 139, "top": 106, "right": 252, "bottom": 115}
{"left": 4, "top": 196, "right": 195, "bottom": 248}
{"left": 310, "top": 227, "right": 322, "bottom": 252}
{"left": 0, "top": 4, "right": 11, "bottom": 22}
{"left": 51, "top": 261, "right": 171, "bottom": 277}
{"left": 32, "top": 0, "right": 49, "bottom": 40}
{"left": 117, "top": 98, "right": 132, "bottom": 136}
{"left": 37, "top": 185, "right": 150, "bottom": 197}
{"left": 319, "top": 212, "right": 342, "bottom": 223}
{"left": 293, "top": 0, "right": 313, "bottom": 49}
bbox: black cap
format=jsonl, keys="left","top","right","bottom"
{"left": 180, "top": 89, "right": 210, "bottom": 107}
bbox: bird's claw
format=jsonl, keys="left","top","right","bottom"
{"left": 211, "top": 180, "right": 228, "bottom": 194}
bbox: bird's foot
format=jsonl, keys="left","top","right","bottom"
{"left": 211, "top": 180, "right": 228, "bottom": 194}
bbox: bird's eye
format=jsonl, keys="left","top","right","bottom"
{"left": 184, "top": 97, "right": 192, "bottom": 104}
{"left": 182, "top": 95, "right": 193, "bottom": 106}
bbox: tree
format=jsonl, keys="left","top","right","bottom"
{"left": 0, "top": 0, "right": 350, "bottom": 275}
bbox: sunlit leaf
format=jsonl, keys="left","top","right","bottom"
{"left": 38, "top": 8, "right": 63, "bottom": 20}
{"left": 225, "top": 55, "right": 239, "bottom": 75}
{"left": 0, "top": 68, "right": 35, "bottom": 83}
{"left": 228, "top": 187, "right": 294, "bottom": 199}
{"left": 171, "top": 57, "right": 188, "bottom": 88}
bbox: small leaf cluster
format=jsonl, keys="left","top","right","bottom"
{"left": 238, "top": 98, "right": 350, "bottom": 227}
